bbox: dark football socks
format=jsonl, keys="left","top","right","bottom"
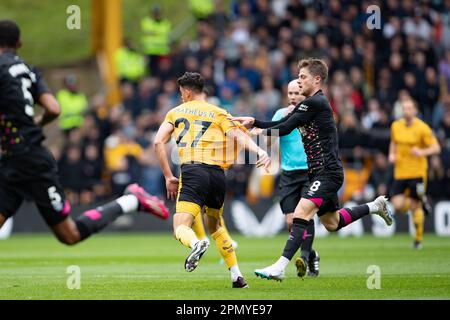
{"left": 336, "top": 204, "right": 370, "bottom": 230}
{"left": 74, "top": 201, "right": 124, "bottom": 240}
{"left": 282, "top": 218, "right": 309, "bottom": 260}
{"left": 300, "top": 219, "right": 315, "bottom": 262}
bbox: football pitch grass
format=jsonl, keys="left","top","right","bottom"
{"left": 1, "top": 233, "right": 449, "bottom": 300}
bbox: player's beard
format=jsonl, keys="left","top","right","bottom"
{"left": 301, "top": 84, "right": 312, "bottom": 97}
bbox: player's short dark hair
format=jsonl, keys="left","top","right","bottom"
{"left": 0, "top": 20, "right": 20, "bottom": 48}
{"left": 177, "top": 72, "right": 205, "bottom": 93}
{"left": 298, "top": 58, "right": 328, "bottom": 83}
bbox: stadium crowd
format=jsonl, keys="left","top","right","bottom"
{"left": 53, "top": 0, "right": 450, "bottom": 205}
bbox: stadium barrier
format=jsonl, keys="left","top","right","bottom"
{"left": 3, "top": 198, "right": 450, "bottom": 237}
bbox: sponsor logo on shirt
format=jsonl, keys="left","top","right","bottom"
{"left": 298, "top": 103, "right": 309, "bottom": 111}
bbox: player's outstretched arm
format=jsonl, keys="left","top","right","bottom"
{"left": 154, "top": 122, "right": 179, "bottom": 200}
{"left": 229, "top": 104, "right": 300, "bottom": 130}
{"left": 36, "top": 93, "right": 61, "bottom": 127}
{"left": 228, "top": 115, "right": 288, "bottom": 129}
{"left": 262, "top": 109, "right": 313, "bottom": 137}
{"left": 255, "top": 104, "right": 301, "bottom": 129}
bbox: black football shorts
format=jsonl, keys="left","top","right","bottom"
{"left": 0, "top": 146, "right": 69, "bottom": 226}
{"left": 391, "top": 178, "right": 426, "bottom": 200}
{"left": 302, "top": 171, "right": 344, "bottom": 217}
{"left": 176, "top": 163, "right": 226, "bottom": 218}
{"left": 278, "top": 169, "right": 309, "bottom": 214}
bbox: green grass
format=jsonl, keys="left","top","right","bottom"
{"left": 0, "top": 0, "right": 232, "bottom": 67}
{"left": 0, "top": 0, "right": 188, "bottom": 67}
{"left": 0, "top": 0, "right": 92, "bottom": 67}
{"left": 1, "top": 233, "right": 450, "bottom": 300}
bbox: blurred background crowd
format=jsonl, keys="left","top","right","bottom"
{"left": 50, "top": 0, "right": 450, "bottom": 206}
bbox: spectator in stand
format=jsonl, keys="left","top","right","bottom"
{"left": 56, "top": 74, "right": 88, "bottom": 135}
{"left": 115, "top": 39, "right": 147, "bottom": 85}
{"left": 370, "top": 108, "right": 392, "bottom": 155}
{"left": 104, "top": 129, "right": 144, "bottom": 196}
{"left": 427, "top": 155, "right": 450, "bottom": 200}
{"left": 80, "top": 144, "right": 104, "bottom": 204}
{"left": 58, "top": 144, "right": 85, "bottom": 205}
{"left": 120, "top": 82, "right": 140, "bottom": 118}
{"left": 255, "top": 75, "right": 281, "bottom": 111}
{"left": 365, "top": 152, "right": 393, "bottom": 200}
{"left": 439, "top": 50, "right": 450, "bottom": 92}
{"left": 140, "top": 4, "right": 172, "bottom": 75}
{"left": 338, "top": 112, "right": 364, "bottom": 167}
{"left": 238, "top": 55, "right": 261, "bottom": 91}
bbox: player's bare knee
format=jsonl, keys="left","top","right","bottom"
{"left": 54, "top": 226, "right": 80, "bottom": 245}
{"left": 55, "top": 233, "right": 79, "bottom": 245}
{"left": 294, "top": 200, "right": 317, "bottom": 221}
{"left": 320, "top": 218, "right": 336, "bottom": 232}
{"left": 324, "top": 222, "right": 337, "bottom": 232}
{"left": 320, "top": 213, "right": 339, "bottom": 232}
{"left": 52, "top": 220, "right": 81, "bottom": 245}
{"left": 293, "top": 209, "right": 308, "bottom": 220}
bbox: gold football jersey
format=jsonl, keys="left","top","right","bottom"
{"left": 391, "top": 117, "right": 438, "bottom": 179}
{"left": 163, "top": 100, "right": 241, "bottom": 169}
